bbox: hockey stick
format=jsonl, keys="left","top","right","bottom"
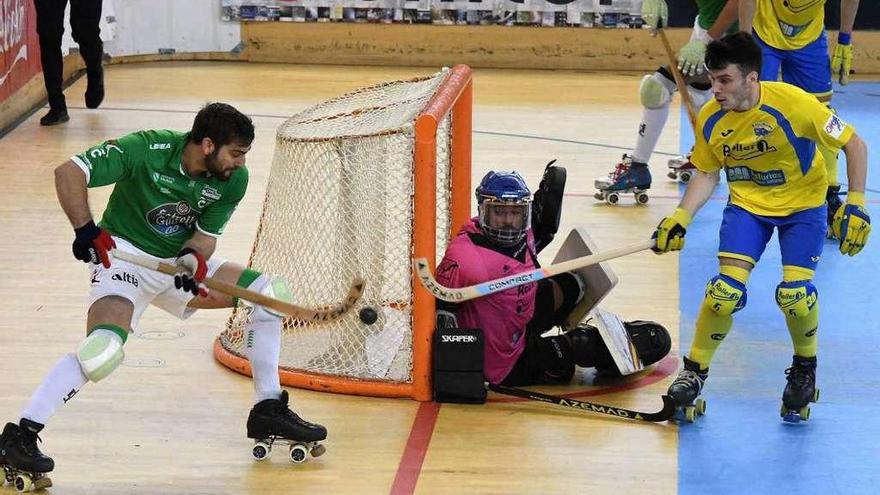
{"left": 487, "top": 383, "right": 675, "bottom": 423}
{"left": 110, "top": 249, "right": 365, "bottom": 323}
{"left": 413, "top": 239, "right": 654, "bottom": 302}
{"left": 658, "top": 28, "right": 699, "bottom": 133}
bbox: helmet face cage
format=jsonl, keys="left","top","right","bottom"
{"left": 475, "top": 171, "right": 532, "bottom": 247}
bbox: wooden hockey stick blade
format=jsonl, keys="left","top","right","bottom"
{"left": 658, "top": 28, "right": 698, "bottom": 133}
{"left": 487, "top": 383, "right": 676, "bottom": 423}
{"left": 413, "top": 239, "right": 655, "bottom": 302}
{"left": 110, "top": 249, "right": 365, "bottom": 323}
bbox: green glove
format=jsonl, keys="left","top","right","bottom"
{"left": 831, "top": 41, "right": 853, "bottom": 85}
{"left": 677, "top": 39, "right": 707, "bottom": 77}
{"left": 641, "top": 0, "right": 668, "bottom": 35}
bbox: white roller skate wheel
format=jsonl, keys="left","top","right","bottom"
{"left": 14, "top": 473, "right": 32, "bottom": 493}
{"left": 695, "top": 398, "right": 706, "bottom": 416}
{"left": 289, "top": 444, "right": 309, "bottom": 464}
{"left": 680, "top": 171, "right": 693, "bottom": 183}
{"left": 636, "top": 192, "right": 649, "bottom": 205}
{"left": 4, "top": 469, "right": 14, "bottom": 484}
{"left": 606, "top": 192, "right": 619, "bottom": 205}
{"left": 252, "top": 442, "right": 271, "bottom": 461}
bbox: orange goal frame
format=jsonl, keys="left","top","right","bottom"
{"left": 213, "top": 65, "right": 473, "bottom": 401}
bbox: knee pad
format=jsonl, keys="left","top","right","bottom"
{"left": 776, "top": 280, "right": 818, "bottom": 318}
{"left": 703, "top": 274, "right": 747, "bottom": 316}
{"left": 76, "top": 325, "right": 128, "bottom": 382}
{"left": 240, "top": 269, "right": 293, "bottom": 319}
{"left": 537, "top": 335, "right": 576, "bottom": 383}
{"left": 639, "top": 71, "right": 675, "bottom": 109}
{"left": 564, "top": 325, "right": 614, "bottom": 370}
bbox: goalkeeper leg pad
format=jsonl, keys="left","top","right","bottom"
{"left": 76, "top": 325, "right": 128, "bottom": 382}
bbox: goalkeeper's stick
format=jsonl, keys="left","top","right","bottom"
{"left": 413, "top": 239, "right": 654, "bottom": 302}
{"left": 487, "top": 383, "right": 676, "bottom": 423}
{"left": 111, "top": 249, "right": 365, "bottom": 323}
{"left": 658, "top": 28, "right": 698, "bottom": 133}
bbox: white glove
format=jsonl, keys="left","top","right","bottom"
{"left": 677, "top": 39, "right": 708, "bottom": 77}
{"left": 641, "top": 0, "right": 668, "bottom": 35}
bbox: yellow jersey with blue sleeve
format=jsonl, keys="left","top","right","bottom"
{"left": 753, "top": 0, "right": 825, "bottom": 50}
{"left": 690, "top": 81, "right": 855, "bottom": 217}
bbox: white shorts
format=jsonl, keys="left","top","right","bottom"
{"left": 87, "top": 237, "right": 225, "bottom": 329}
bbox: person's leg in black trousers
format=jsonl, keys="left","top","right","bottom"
{"left": 34, "top": 0, "right": 70, "bottom": 125}
{"left": 70, "top": 0, "right": 104, "bottom": 109}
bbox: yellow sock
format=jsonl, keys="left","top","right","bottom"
{"left": 688, "top": 265, "right": 750, "bottom": 370}
{"left": 780, "top": 266, "right": 818, "bottom": 358}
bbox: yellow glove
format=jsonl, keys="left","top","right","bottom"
{"left": 652, "top": 207, "right": 692, "bottom": 253}
{"left": 831, "top": 35, "right": 853, "bottom": 85}
{"left": 832, "top": 191, "right": 871, "bottom": 256}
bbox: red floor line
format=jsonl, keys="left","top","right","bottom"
{"left": 389, "top": 401, "right": 441, "bottom": 495}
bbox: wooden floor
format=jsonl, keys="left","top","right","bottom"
{"left": 0, "top": 62, "right": 690, "bottom": 494}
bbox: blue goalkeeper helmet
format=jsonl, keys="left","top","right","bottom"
{"left": 475, "top": 171, "right": 532, "bottom": 247}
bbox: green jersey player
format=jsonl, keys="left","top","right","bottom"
{"left": 594, "top": 0, "right": 739, "bottom": 202}
{"left": 0, "top": 103, "right": 326, "bottom": 488}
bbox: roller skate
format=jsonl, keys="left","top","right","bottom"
{"left": 825, "top": 185, "right": 844, "bottom": 240}
{"left": 247, "top": 390, "right": 327, "bottom": 464}
{"left": 0, "top": 419, "right": 54, "bottom": 492}
{"left": 667, "top": 154, "right": 697, "bottom": 184}
{"left": 594, "top": 154, "right": 651, "bottom": 205}
{"left": 666, "top": 357, "right": 708, "bottom": 423}
{"left": 781, "top": 355, "right": 819, "bottom": 423}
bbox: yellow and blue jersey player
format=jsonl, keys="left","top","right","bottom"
{"left": 651, "top": 32, "right": 869, "bottom": 422}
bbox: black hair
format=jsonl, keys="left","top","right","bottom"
{"left": 190, "top": 102, "right": 255, "bottom": 148}
{"left": 705, "top": 32, "right": 763, "bottom": 77}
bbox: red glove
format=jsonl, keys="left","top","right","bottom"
{"left": 72, "top": 221, "right": 116, "bottom": 268}
{"left": 174, "top": 248, "right": 208, "bottom": 297}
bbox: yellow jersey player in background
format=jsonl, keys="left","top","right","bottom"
{"left": 739, "top": 0, "right": 862, "bottom": 236}
{"left": 651, "top": 32, "right": 870, "bottom": 423}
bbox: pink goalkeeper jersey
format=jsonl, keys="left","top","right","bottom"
{"left": 435, "top": 218, "right": 538, "bottom": 384}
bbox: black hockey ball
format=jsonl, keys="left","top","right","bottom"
{"left": 359, "top": 307, "right": 378, "bottom": 325}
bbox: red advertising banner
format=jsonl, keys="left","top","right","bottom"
{"left": 1, "top": 0, "right": 42, "bottom": 104}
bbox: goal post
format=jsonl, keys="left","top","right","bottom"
{"left": 214, "top": 65, "right": 473, "bottom": 401}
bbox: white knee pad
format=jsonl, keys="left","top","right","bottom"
{"left": 248, "top": 274, "right": 293, "bottom": 319}
{"left": 687, "top": 85, "right": 713, "bottom": 110}
{"left": 640, "top": 72, "right": 675, "bottom": 109}
{"left": 76, "top": 327, "right": 126, "bottom": 382}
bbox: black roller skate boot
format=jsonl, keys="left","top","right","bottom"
{"left": 667, "top": 357, "right": 708, "bottom": 422}
{"left": 781, "top": 355, "right": 819, "bottom": 423}
{"left": 0, "top": 419, "right": 54, "bottom": 491}
{"left": 826, "top": 185, "right": 844, "bottom": 240}
{"left": 246, "top": 390, "right": 327, "bottom": 463}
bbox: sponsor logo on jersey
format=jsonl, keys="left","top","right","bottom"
{"left": 722, "top": 140, "right": 777, "bottom": 161}
{"left": 111, "top": 272, "right": 139, "bottom": 287}
{"left": 146, "top": 201, "right": 200, "bottom": 236}
{"left": 725, "top": 166, "right": 786, "bottom": 186}
{"left": 152, "top": 172, "right": 176, "bottom": 185}
{"left": 197, "top": 186, "right": 222, "bottom": 208}
{"left": 721, "top": 129, "right": 734, "bottom": 137}
{"left": 441, "top": 334, "right": 477, "bottom": 343}
{"left": 776, "top": 19, "right": 812, "bottom": 38}
{"left": 149, "top": 143, "right": 172, "bottom": 150}
{"left": 752, "top": 122, "right": 773, "bottom": 137}
{"left": 823, "top": 115, "right": 845, "bottom": 139}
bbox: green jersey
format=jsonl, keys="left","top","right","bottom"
{"left": 72, "top": 130, "right": 248, "bottom": 258}
{"left": 696, "top": 0, "right": 737, "bottom": 33}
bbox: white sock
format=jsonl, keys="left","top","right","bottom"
{"left": 21, "top": 353, "right": 88, "bottom": 426}
{"left": 245, "top": 306, "right": 283, "bottom": 404}
{"left": 631, "top": 104, "right": 671, "bottom": 164}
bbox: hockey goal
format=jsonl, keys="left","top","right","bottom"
{"left": 214, "top": 65, "right": 472, "bottom": 401}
